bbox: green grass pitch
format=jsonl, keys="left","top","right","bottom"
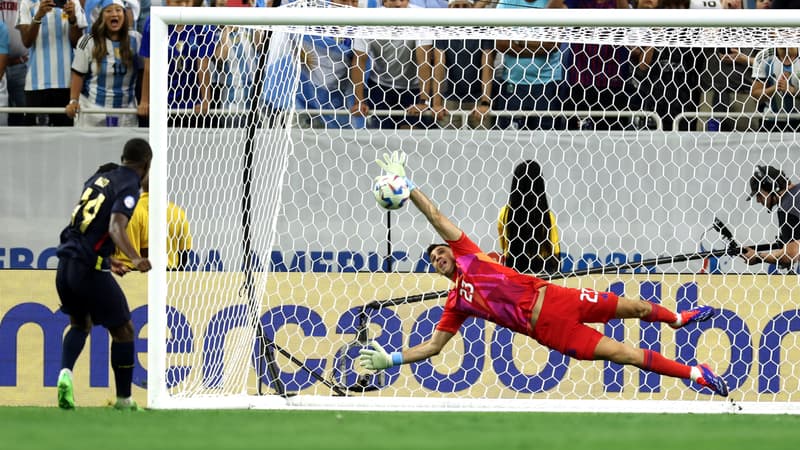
{"left": 5, "top": 407, "right": 800, "bottom": 450}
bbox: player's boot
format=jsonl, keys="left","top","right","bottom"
{"left": 696, "top": 364, "right": 729, "bottom": 397}
{"left": 670, "top": 305, "right": 715, "bottom": 329}
{"left": 57, "top": 371, "right": 75, "bottom": 410}
{"left": 111, "top": 398, "right": 143, "bottom": 411}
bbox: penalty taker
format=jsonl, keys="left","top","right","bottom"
{"left": 360, "top": 152, "right": 729, "bottom": 397}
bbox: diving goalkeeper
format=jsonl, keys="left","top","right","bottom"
{"left": 359, "top": 152, "right": 729, "bottom": 397}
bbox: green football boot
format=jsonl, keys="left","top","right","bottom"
{"left": 57, "top": 371, "right": 75, "bottom": 410}
{"left": 112, "top": 398, "right": 143, "bottom": 411}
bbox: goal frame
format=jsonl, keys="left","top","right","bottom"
{"left": 147, "top": 6, "right": 800, "bottom": 412}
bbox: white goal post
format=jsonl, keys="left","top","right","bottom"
{"left": 147, "top": 5, "right": 800, "bottom": 413}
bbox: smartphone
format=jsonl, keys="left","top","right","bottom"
{"left": 53, "top": 0, "right": 67, "bottom": 8}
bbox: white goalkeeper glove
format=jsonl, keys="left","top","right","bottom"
{"left": 358, "top": 341, "right": 403, "bottom": 370}
{"left": 376, "top": 151, "right": 416, "bottom": 191}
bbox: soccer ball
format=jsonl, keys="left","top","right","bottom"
{"left": 373, "top": 174, "right": 410, "bottom": 210}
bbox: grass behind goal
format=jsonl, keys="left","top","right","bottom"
{"left": 7, "top": 407, "right": 799, "bottom": 450}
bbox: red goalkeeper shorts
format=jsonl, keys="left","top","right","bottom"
{"left": 531, "top": 284, "right": 619, "bottom": 360}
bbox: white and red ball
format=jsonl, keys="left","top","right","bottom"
{"left": 373, "top": 174, "right": 410, "bottom": 210}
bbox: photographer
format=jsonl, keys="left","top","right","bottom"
{"left": 742, "top": 165, "right": 800, "bottom": 273}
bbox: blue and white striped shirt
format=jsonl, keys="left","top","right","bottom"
{"left": 17, "top": 0, "right": 87, "bottom": 90}
{"left": 72, "top": 31, "right": 142, "bottom": 108}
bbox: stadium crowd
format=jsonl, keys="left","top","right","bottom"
{"left": 0, "top": 0, "right": 797, "bottom": 130}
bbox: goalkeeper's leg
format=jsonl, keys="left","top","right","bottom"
{"left": 614, "top": 296, "right": 715, "bottom": 329}
{"left": 593, "top": 336, "right": 729, "bottom": 397}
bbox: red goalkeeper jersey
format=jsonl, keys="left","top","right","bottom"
{"left": 435, "top": 232, "right": 549, "bottom": 336}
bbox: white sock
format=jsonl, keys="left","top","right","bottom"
{"left": 690, "top": 366, "right": 702, "bottom": 382}
{"left": 59, "top": 368, "right": 73, "bottom": 379}
{"left": 670, "top": 312, "right": 682, "bottom": 328}
{"left": 116, "top": 396, "right": 132, "bottom": 406}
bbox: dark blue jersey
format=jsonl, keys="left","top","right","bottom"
{"left": 57, "top": 164, "right": 141, "bottom": 270}
{"left": 777, "top": 184, "right": 800, "bottom": 245}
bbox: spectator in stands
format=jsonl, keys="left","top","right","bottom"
{"left": 755, "top": 0, "right": 771, "bottom": 7}
{"left": 1, "top": 0, "right": 28, "bottom": 126}
{"left": 17, "top": 0, "right": 87, "bottom": 126}
{"left": 65, "top": 0, "right": 142, "bottom": 127}
{"left": 431, "top": 0, "right": 494, "bottom": 129}
{"left": 494, "top": 0, "right": 564, "bottom": 131}
{"left": 693, "top": 0, "right": 757, "bottom": 132}
{"left": 85, "top": 0, "right": 140, "bottom": 31}
{"left": 409, "top": 0, "right": 446, "bottom": 6}
{"left": 136, "top": 15, "right": 149, "bottom": 125}
{"left": 750, "top": 47, "right": 800, "bottom": 132}
{"left": 627, "top": 0, "right": 702, "bottom": 131}
{"left": 350, "top": 0, "right": 440, "bottom": 129}
{"left": 210, "top": 0, "right": 266, "bottom": 127}
{"left": 0, "top": 21, "right": 8, "bottom": 126}
{"left": 702, "top": 47, "right": 758, "bottom": 130}
{"left": 549, "top": 0, "right": 629, "bottom": 131}
{"left": 137, "top": 0, "right": 216, "bottom": 127}
{"left": 768, "top": 0, "right": 798, "bottom": 8}
{"left": 295, "top": 0, "right": 364, "bottom": 129}
{"left": 136, "top": 0, "right": 149, "bottom": 34}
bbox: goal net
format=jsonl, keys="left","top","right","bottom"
{"left": 147, "top": 4, "right": 800, "bottom": 413}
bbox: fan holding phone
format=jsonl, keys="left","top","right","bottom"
{"left": 17, "top": 0, "right": 87, "bottom": 126}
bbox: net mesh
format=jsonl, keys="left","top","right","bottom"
{"left": 151, "top": 2, "right": 800, "bottom": 412}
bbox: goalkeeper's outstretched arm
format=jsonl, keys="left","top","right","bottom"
{"left": 359, "top": 330, "right": 455, "bottom": 371}
{"left": 409, "top": 189, "right": 462, "bottom": 242}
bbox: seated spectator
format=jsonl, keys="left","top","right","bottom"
{"left": 350, "top": 0, "right": 439, "bottom": 129}
{"left": 66, "top": 0, "right": 142, "bottom": 127}
{"left": 17, "top": 0, "right": 87, "bottom": 126}
{"left": 431, "top": 0, "right": 494, "bottom": 129}
{"left": 750, "top": 47, "right": 800, "bottom": 132}
{"left": 494, "top": 0, "right": 564, "bottom": 131}
{"left": 296, "top": 0, "right": 364, "bottom": 129}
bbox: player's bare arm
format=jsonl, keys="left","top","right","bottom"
{"left": 742, "top": 240, "right": 800, "bottom": 266}
{"left": 401, "top": 329, "right": 455, "bottom": 364}
{"left": 359, "top": 330, "right": 456, "bottom": 370}
{"left": 109, "top": 212, "right": 151, "bottom": 272}
{"left": 409, "top": 189, "right": 461, "bottom": 242}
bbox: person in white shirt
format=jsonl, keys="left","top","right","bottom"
{"left": 349, "top": 0, "right": 440, "bottom": 129}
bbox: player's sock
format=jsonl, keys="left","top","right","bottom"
{"left": 61, "top": 327, "right": 89, "bottom": 370}
{"left": 111, "top": 341, "right": 135, "bottom": 398}
{"left": 641, "top": 349, "right": 692, "bottom": 379}
{"left": 642, "top": 302, "right": 679, "bottom": 325}
{"left": 690, "top": 366, "right": 702, "bottom": 382}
